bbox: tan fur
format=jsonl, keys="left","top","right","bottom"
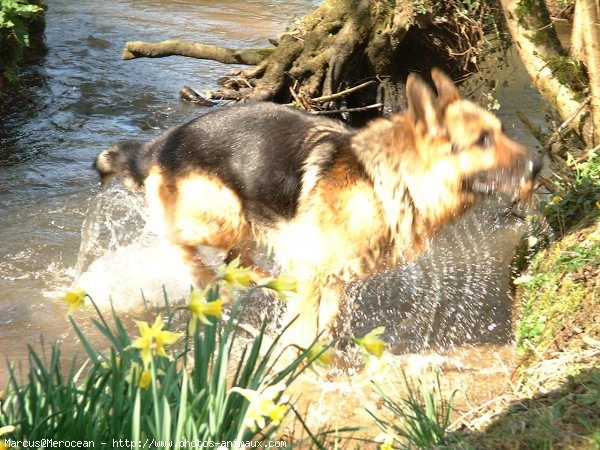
{"left": 145, "top": 166, "right": 249, "bottom": 282}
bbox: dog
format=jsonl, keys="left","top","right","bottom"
{"left": 94, "top": 69, "right": 540, "bottom": 343}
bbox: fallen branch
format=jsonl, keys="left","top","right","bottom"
{"left": 122, "top": 40, "right": 273, "bottom": 65}
{"left": 310, "top": 103, "right": 382, "bottom": 115}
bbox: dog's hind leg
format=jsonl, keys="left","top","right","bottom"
{"left": 147, "top": 168, "right": 251, "bottom": 287}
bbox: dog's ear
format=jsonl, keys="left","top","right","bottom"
{"left": 406, "top": 72, "right": 440, "bottom": 135}
{"left": 431, "top": 68, "right": 460, "bottom": 110}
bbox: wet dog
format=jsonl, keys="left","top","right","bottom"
{"left": 94, "top": 69, "right": 540, "bottom": 343}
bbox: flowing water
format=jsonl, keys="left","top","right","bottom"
{"left": 0, "top": 0, "right": 550, "bottom": 436}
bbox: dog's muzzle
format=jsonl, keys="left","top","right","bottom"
{"left": 463, "top": 156, "right": 542, "bottom": 200}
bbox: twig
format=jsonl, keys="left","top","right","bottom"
{"left": 310, "top": 80, "right": 377, "bottom": 103}
{"left": 310, "top": 103, "right": 383, "bottom": 115}
{"left": 288, "top": 86, "right": 306, "bottom": 110}
{"left": 557, "top": 96, "right": 591, "bottom": 134}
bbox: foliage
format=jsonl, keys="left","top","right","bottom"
{"left": 0, "top": 286, "right": 327, "bottom": 446}
{"left": 0, "top": 0, "right": 43, "bottom": 85}
{"left": 514, "top": 217, "right": 599, "bottom": 356}
{"left": 542, "top": 151, "right": 600, "bottom": 234}
{"left": 366, "top": 371, "right": 461, "bottom": 449}
{"left": 546, "top": 55, "right": 588, "bottom": 96}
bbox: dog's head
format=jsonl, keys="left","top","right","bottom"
{"left": 400, "top": 69, "right": 541, "bottom": 221}
{"left": 93, "top": 140, "right": 145, "bottom": 190}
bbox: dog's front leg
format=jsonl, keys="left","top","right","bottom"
{"left": 282, "top": 274, "right": 345, "bottom": 348}
{"left": 316, "top": 275, "right": 346, "bottom": 339}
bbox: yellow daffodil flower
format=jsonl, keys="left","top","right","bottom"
{"left": 0, "top": 425, "right": 15, "bottom": 450}
{"left": 187, "top": 287, "right": 224, "bottom": 333}
{"left": 306, "top": 340, "right": 334, "bottom": 368}
{"left": 261, "top": 274, "right": 298, "bottom": 301}
{"left": 376, "top": 432, "right": 397, "bottom": 450}
{"left": 138, "top": 368, "right": 152, "bottom": 389}
{"left": 64, "top": 288, "right": 88, "bottom": 315}
{"left": 126, "top": 362, "right": 153, "bottom": 389}
{"left": 0, "top": 426, "right": 14, "bottom": 437}
{"left": 231, "top": 383, "right": 287, "bottom": 431}
{"left": 129, "top": 315, "right": 183, "bottom": 368}
{"left": 217, "top": 256, "right": 258, "bottom": 290}
{"left": 354, "top": 326, "right": 386, "bottom": 358}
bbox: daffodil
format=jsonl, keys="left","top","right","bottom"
{"left": 0, "top": 425, "right": 15, "bottom": 450}
{"left": 138, "top": 368, "right": 153, "bottom": 389}
{"left": 126, "top": 362, "right": 153, "bottom": 389}
{"left": 306, "top": 340, "right": 334, "bottom": 368}
{"left": 217, "top": 256, "right": 258, "bottom": 290}
{"left": 376, "top": 432, "right": 397, "bottom": 450}
{"left": 0, "top": 426, "right": 14, "bottom": 437}
{"left": 354, "top": 326, "right": 386, "bottom": 358}
{"left": 129, "top": 315, "right": 183, "bottom": 368}
{"left": 187, "top": 286, "right": 224, "bottom": 333}
{"left": 231, "top": 383, "right": 287, "bottom": 431}
{"left": 64, "top": 288, "right": 88, "bottom": 315}
{"left": 261, "top": 274, "right": 298, "bottom": 301}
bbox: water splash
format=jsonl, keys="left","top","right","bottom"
{"left": 349, "top": 198, "right": 538, "bottom": 352}
{"left": 74, "top": 182, "right": 195, "bottom": 309}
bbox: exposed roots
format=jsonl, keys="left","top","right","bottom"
{"left": 123, "top": 0, "right": 506, "bottom": 114}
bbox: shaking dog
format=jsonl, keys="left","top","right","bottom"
{"left": 94, "top": 69, "right": 540, "bottom": 342}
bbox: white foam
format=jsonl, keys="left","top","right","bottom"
{"left": 77, "top": 237, "right": 194, "bottom": 309}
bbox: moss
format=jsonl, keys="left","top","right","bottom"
{"left": 546, "top": 55, "right": 588, "bottom": 97}
{"left": 515, "top": 218, "right": 600, "bottom": 358}
{"left": 516, "top": 0, "right": 567, "bottom": 56}
{"left": 543, "top": 152, "right": 600, "bottom": 237}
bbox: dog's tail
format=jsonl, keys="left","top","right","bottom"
{"left": 93, "top": 140, "right": 151, "bottom": 189}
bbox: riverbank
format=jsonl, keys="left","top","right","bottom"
{"left": 456, "top": 151, "right": 600, "bottom": 448}
{"left": 0, "top": 0, "right": 46, "bottom": 98}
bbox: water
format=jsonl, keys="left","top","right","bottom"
{"left": 0, "top": 0, "right": 315, "bottom": 383}
{"left": 0, "top": 0, "right": 550, "bottom": 432}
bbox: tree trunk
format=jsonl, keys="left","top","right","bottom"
{"left": 570, "top": 0, "right": 585, "bottom": 64}
{"left": 580, "top": 0, "right": 600, "bottom": 145}
{"left": 500, "top": 0, "right": 593, "bottom": 146}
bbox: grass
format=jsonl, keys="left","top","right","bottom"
{"left": 367, "top": 371, "right": 463, "bottom": 449}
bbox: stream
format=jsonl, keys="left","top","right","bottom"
{"left": 0, "top": 0, "right": 550, "bottom": 435}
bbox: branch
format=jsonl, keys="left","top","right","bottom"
{"left": 122, "top": 40, "right": 273, "bottom": 65}
{"left": 310, "top": 80, "right": 376, "bottom": 103}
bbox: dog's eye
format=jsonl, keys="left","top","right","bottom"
{"left": 475, "top": 131, "right": 493, "bottom": 148}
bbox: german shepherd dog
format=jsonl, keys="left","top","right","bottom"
{"left": 94, "top": 69, "right": 540, "bottom": 343}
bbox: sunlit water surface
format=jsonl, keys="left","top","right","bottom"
{"left": 0, "top": 0, "right": 549, "bottom": 434}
